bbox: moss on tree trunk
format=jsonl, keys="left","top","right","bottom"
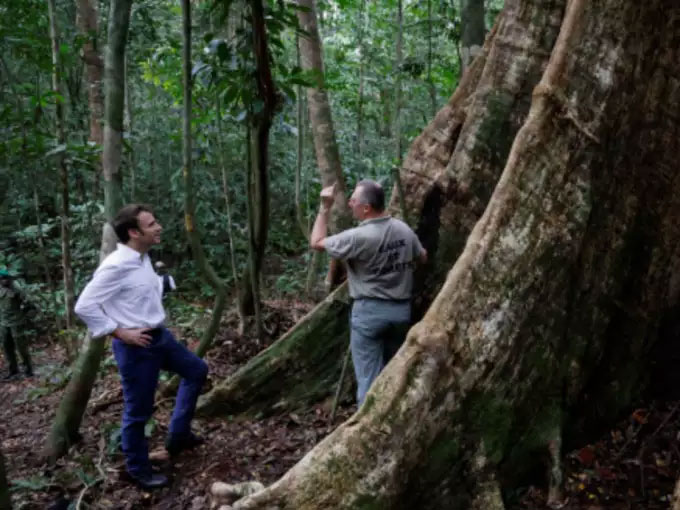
{"left": 199, "top": 284, "right": 351, "bottom": 417}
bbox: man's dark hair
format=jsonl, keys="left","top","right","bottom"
{"left": 113, "top": 204, "right": 153, "bottom": 243}
{"left": 356, "top": 179, "right": 385, "bottom": 212}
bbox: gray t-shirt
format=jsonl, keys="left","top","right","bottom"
{"left": 324, "top": 216, "right": 425, "bottom": 300}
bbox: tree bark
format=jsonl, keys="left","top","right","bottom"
{"left": 218, "top": 0, "right": 680, "bottom": 507}
{"left": 297, "top": 0, "right": 351, "bottom": 233}
{"left": 44, "top": 0, "right": 132, "bottom": 462}
{"left": 75, "top": 0, "right": 103, "bottom": 146}
{"left": 181, "top": 0, "right": 228, "bottom": 354}
{"left": 237, "top": 0, "right": 278, "bottom": 339}
{"left": 125, "top": 56, "right": 136, "bottom": 202}
{"left": 426, "top": 0, "right": 437, "bottom": 117}
{"left": 356, "top": 0, "right": 366, "bottom": 157}
{"left": 394, "top": 0, "right": 404, "bottom": 165}
{"left": 460, "top": 0, "right": 485, "bottom": 71}
{"left": 47, "top": 0, "right": 76, "bottom": 330}
{"left": 297, "top": 0, "right": 352, "bottom": 290}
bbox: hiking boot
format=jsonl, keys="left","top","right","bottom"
{"left": 128, "top": 471, "right": 169, "bottom": 490}
{"left": 165, "top": 432, "right": 204, "bottom": 457}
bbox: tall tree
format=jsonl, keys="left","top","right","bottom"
{"left": 460, "top": 0, "right": 485, "bottom": 70}
{"left": 355, "top": 0, "right": 367, "bottom": 157}
{"left": 47, "top": 0, "right": 76, "bottom": 329}
{"left": 297, "top": 0, "right": 352, "bottom": 289}
{"left": 45, "top": 0, "right": 132, "bottom": 461}
{"left": 75, "top": 0, "right": 103, "bottom": 146}
{"left": 394, "top": 0, "right": 404, "bottom": 165}
{"left": 180, "top": 0, "right": 228, "bottom": 356}
{"left": 205, "top": 0, "right": 680, "bottom": 508}
{"left": 241, "top": 0, "right": 278, "bottom": 339}
{"left": 426, "top": 0, "right": 437, "bottom": 117}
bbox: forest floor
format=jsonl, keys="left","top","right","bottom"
{"left": 1, "top": 297, "right": 679, "bottom": 509}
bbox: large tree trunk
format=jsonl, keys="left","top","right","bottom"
{"left": 220, "top": 0, "right": 680, "bottom": 508}
{"left": 200, "top": 0, "right": 558, "bottom": 418}
{"left": 44, "top": 0, "right": 131, "bottom": 462}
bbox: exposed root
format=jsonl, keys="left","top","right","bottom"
{"left": 547, "top": 426, "right": 564, "bottom": 508}
{"left": 470, "top": 442, "right": 506, "bottom": 510}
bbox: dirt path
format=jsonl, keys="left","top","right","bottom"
{"left": 1, "top": 299, "right": 679, "bottom": 509}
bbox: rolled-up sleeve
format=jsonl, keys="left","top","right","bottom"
{"left": 74, "top": 264, "right": 121, "bottom": 338}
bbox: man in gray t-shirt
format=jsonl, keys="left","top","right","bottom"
{"left": 310, "top": 179, "right": 427, "bottom": 404}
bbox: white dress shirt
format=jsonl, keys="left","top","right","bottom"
{"left": 75, "top": 243, "right": 166, "bottom": 338}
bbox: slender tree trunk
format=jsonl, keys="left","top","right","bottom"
{"left": 76, "top": 0, "right": 103, "bottom": 145}
{"left": 206, "top": 0, "right": 680, "bottom": 508}
{"left": 297, "top": 0, "right": 351, "bottom": 232}
{"left": 245, "top": 126, "right": 264, "bottom": 340}
{"left": 125, "top": 56, "right": 136, "bottom": 201}
{"left": 356, "top": 0, "right": 366, "bottom": 158}
{"left": 294, "top": 35, "right": 323, "bottom": 299}
{"left": 180, "top": 0, "right": 228, "bottom": 353}
{"left": 394, "top": 0, "right": 403, "bottom": 166}
{"left": 32, "top": 182, "right": 62, "bottom": 333}
{"left": 295, "top": 36, "right": 308, "bottom": 241}
{"left": 48, "top": 0, "right": 76, "bottom": 330}
{"left": 44, "top": 0, "right": 132, "bottom": 462}
{"left": 427, "top": 0, "right": 437, "bottom": 117}
{"left": 238, "top": 0, "right": 278, "bottom": 338}
{"left": 460, "top": 0, "right": 485, "bottom": 71}
{"left": 297, "top": 0, "right": 351, "bottom": 291}
{"left": 216, "top": 95, "right": 240, "bottom": 299}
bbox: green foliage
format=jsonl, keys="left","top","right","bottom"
{"left": 1, "top": 0, "right": 504, "bottom": 318}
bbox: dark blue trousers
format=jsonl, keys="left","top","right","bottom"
{"left": 112, "top": 327, "right": 208, "bottom": 477}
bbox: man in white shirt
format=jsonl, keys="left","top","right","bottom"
{"left": 75, "top": 204, "right": 208, "bottom": 489}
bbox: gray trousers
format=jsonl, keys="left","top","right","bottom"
{"left": 350, "top": 298, "right": 411, "bottom": 405}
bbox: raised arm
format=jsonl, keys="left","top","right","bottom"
{"left": 310, "top": 184, "right": 336, "bottom": 251}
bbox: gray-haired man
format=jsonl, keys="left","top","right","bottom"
{"left": 310, "top": 179, "right": 427, "bottom": 404}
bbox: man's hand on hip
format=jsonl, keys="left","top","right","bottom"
{"left": 114, "top": 327, "right": 153, "bottom": 347}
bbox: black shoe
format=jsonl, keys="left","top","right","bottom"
{"left": 129, "top": 472, "right": 169, "bottom": 490}
{"left": 24, "top": 367, "right": 33, "bottom": 377}
{"left": 2, "top": 371, "right": 18, "bottom": 381}
{"left": 165, "top": 432, "right": 204, "bottom": 457}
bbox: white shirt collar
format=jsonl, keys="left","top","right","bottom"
{"left": 116, "top": 243, "right": 146, "bottom": 264}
